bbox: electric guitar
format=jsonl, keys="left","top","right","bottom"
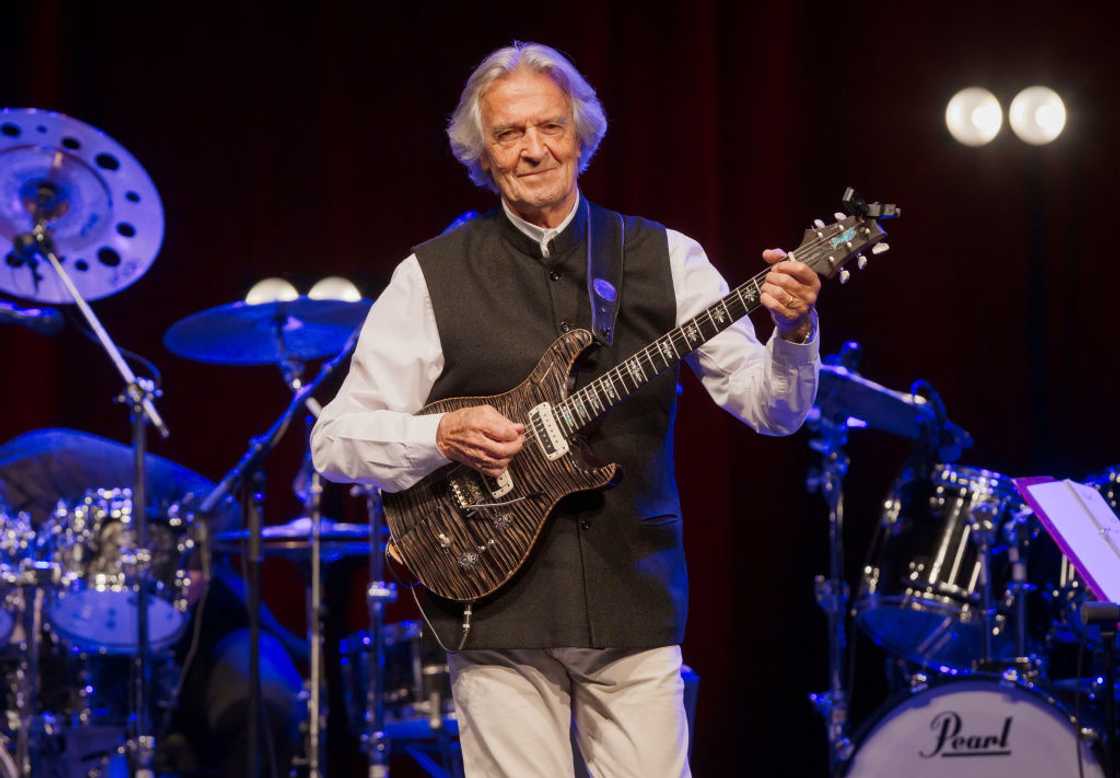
{"left": 383, "top": 190, "right": 898, "bottom": 602}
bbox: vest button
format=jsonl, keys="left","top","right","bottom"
{"left": 560, "top": 321, "right": 571, "bottom": 332}
{"left": 580, "top": 519, "right": 591, "bottom": 530}
{"left": 549, "top": 271, "right": 561, "bottom": 282}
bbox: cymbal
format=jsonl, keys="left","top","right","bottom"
{"left": 0, "top": 108, "right": 164, "bottom": 303}
{"left": 0, "top": 427, "right": 240, "bottom": 531}
{"left": 213, "top": 515, "right": 371, "bottom": 559}
{"left": 163, "top": 296, "right": 373, "bottom": 365}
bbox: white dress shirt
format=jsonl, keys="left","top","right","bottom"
{"left": 312, "top": 198, "right": 820, "bottom": 492}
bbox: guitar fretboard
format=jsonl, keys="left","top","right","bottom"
{"left": 551, "top": 267, "right": 772, "bottom": 435}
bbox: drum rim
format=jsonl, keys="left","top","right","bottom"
{"left": 841, "top": 673, "right": 1102, "bottom": 775}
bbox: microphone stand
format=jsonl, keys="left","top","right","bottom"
{"left": 15, "top": 221, "right": 169, "bottom": 778}
{"left": 198, "top": 328, "right": 360, "bottom": 778}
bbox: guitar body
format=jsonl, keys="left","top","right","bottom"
{"left": 382, "top": 328, "right": 618, "bottom": 602}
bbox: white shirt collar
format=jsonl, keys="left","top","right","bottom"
{"left": 501, "top": 191, "right": 581, "bottom": 258}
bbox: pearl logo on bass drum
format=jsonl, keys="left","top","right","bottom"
{"left": 919, "top": 712, "right": 1012, "bottom": 758}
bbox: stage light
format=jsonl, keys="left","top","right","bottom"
{"left": 945, "top": 87, "right": 1003, "bottom": 146}
{"left": 245, "top": 277, "right": 299, "bottom": 305}
{"left": 308, "top": 276, "right": 362, "bottom": 302}
{"left": 1009, "top": 86, "right": 1066, "bottom": 145}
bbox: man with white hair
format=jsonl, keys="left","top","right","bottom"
{"left": 313, "top": 42, "right": 820, "bottom": 777}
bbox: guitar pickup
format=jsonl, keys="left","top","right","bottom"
{"left": 528, "top": 402, "right": 570, "bottom": 461}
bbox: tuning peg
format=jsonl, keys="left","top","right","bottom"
{"left": 871, "top": 242, "right": 890, "bottom": 255}
{"left": 813, "top": 218, "right": 825, "bottom": 228}
{"left": 856, "top": 254, "right": 867, "bottom": 270}
{"left": 839, "top": 269, "right": 851, "bottom": 284}
{"left": 833, "top": 212, "right": 846, "bottom": 221}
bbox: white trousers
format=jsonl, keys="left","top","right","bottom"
{"left": 448, "top": 645, "right": 691, "bottom": 778}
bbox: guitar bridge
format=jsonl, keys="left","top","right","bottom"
{"left": 528, "top": 402, "right": 570, "bottom": 461}
{"left": 449, "top": 469, "right": 515, "bottom": 512}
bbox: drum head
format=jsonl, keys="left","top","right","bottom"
{"left": 48, "top": 591, "right": 185, "bottom": 654}
{"left": 846, "top": 678, "right": 1104, "bottom": 777}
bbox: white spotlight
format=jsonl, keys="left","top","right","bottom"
{"left": 1009, "top": 86, "right": 1066, "bottom": 145}
{"left": 308, "top": 276, "right": 362, "bottom": 302}
{"left": 945, "top": 87, "right": 1003, "bottom": 146}
{"left": 245, "top": 277, "right": 299, "bottom": 305}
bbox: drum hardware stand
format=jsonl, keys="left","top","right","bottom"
{"left": 353, "top": 485, "right": 395, "bottom": 778}
{"left": 806, "top": 411, "right": 854, "bottom": 776}
{"left": 14, "top": 220, "right": 170, "bottom": 778}
{"left": 197, "top": 330, "right": 360, "bottom": 778}
{"left": 306, "top": 468, "right": 325, "bottom": 778}
{"left": 967, "top": 501, "right": 999, "bottom": 666}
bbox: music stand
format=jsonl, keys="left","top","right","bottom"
{"left": 1015, "top": 476, "right": 1120, "bottom": 778}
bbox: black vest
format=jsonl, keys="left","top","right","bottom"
{"left": 413, "top": 201, "right": 687, "bottom": 649}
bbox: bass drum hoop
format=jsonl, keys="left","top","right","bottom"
{"left": 843, "top": 675, "right": 1104, "bottom": 777}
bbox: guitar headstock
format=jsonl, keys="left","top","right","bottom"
{"left": 793, "top": 188, "right": 900, "bottom": 284}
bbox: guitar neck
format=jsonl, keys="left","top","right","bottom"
{"left": 551, "top": 267, "right": 772, "bottom": 435}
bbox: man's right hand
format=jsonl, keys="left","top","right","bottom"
{"left": 436, "top": 405, "right": 525, "bottom": 477}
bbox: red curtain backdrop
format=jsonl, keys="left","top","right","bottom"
{"left": 2, "top": 4, "right": 1117, "bottom": 775}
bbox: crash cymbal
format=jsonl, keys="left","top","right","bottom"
{"left": 0, "top": 427, "right": 240, "bottom": 531}
{"left": 213, "top": 515, "right": 371, "bottom": 559}
{"left": 0, "top": 108, "right": 164, "bottom": 303}
{"left": 163, "top": 296, "right": 373, "bottom": 365}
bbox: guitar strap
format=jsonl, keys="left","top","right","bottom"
{"left": 585, "top": 201, "right": 625, "bottom": 346}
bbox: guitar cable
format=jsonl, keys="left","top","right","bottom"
{"left": 386, "top": 545, "right": 474, "bottom": 653}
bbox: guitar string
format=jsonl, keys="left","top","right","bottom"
{"left": 560, "top": 222, "right": 867, "bottom": 423}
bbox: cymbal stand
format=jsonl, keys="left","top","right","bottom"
{"left": 354, "top": 485, "right": 394, "bottom": 778}
{"left": 307, "top": 467, "right": 324, "bottom": 778}
{"left": 967, "top": 502, "right": 999, "bottom": 666}
{"left": 805, "top": 412, "right": 854, "bottom": 777}
{"left": 14, "top": 221, "right": 170, "bottom": 778}
{"left": 198, "top": 330, "right": 360, "bottom": 778}
{"left": 10, "top": 564, "right": 53, "bottom": 778}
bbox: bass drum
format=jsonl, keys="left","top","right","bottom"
{"left": 845, "top": 677, "right": 1104, "bottom": 777}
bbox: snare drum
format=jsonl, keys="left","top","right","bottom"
{"left": 845, "top": 676, "right": 1104, "bottom": 776}
{"left": 42, "top": 487, "right": 199, "bottom": 654}
{"left": 855, "top": 465, "right": 1025, "bottom": 671}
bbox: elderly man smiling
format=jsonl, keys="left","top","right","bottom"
{"left": 313, "top": 42, "right": 820, "bottom": 777}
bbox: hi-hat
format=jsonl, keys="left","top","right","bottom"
{"left": 0, "top": 108, "right": 164, "bottom": 303}
{"left": 163, "top": 296, "right": 373, "bottom": 365}
{"left": 213, "top": 515, "right": 372, "bottom": 559}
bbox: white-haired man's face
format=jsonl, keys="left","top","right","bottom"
{"left": 479, "top": 69, "right": 580, "bottom": 227}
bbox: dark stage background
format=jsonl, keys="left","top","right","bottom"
{"left": 2, "top": 3, "right": 1117, "bottom": 775}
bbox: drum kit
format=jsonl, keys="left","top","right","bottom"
{"left": 808, "top": 343, "right": 1120, "bottom": 777}
{"left": 0, "top": 108, "right": 460, "bottom": 777}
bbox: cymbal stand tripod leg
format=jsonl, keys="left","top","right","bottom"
{"left": 806, "top": 416, "right": 853, "bottom": 777}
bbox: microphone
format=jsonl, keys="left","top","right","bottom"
{"left": 0, "top": 300, "right": 64, "bottom": 335}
